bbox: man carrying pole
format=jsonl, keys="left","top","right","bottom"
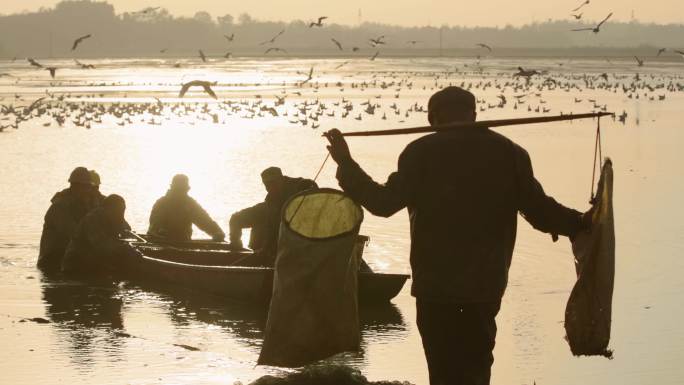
{"left": 324, "top": 86, "right": 593, "bottom": 385}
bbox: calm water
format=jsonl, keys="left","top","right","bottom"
{"left": 1, "top": 57, "right": 684, "bottom": 384}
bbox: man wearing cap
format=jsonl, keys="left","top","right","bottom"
{"left": 228, "top": 167, "right": 317, "bottom": 261}
{"left": 62, "top": 194, "right": 141, "bottom": 276}
{"left": 324, "top": 86, "right": 592, "bottom": 385}
{"left": 148, "top": 174, "right": 225, "bottom": 242}
{"left": 89, "top": 170, "right": 105, "bottom": 205}
{"left": 37, "top": 167, "right": 99, "bottom": 273}
{"left": 89, "top": 169, "right": 131, "bottom": 231}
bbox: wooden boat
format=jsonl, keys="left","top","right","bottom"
{"left": 126, "top": 235, "right": 409, "bottom": 304}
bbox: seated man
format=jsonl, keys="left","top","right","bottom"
{"left": 148, "top": 174, "right": 225, "bottom": 242}
{"left": 61, "top": 194, "right": 140, "bottom": 276}
{"left": 37, "top": 167, "right": 98, "bottom": 273}
{"left": 229, "top": 167, "right": 317, "bottom": 263}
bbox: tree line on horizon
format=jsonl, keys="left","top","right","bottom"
{"left": 1, "top": 0, "right": 683, "bottom": 58}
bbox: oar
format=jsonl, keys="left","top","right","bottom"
{"left": 337, "top": 112, "right": 614, "bottom": 137}
{"left": 124, "top": 230, "right": 147, "bottom": 243}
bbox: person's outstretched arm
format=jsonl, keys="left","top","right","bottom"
{"left": 325, "top": 129, "right": 412, "bottom": 217}
{"left": 229, "top": 202, "right": 267, "bottom": 247}
{"left": 514, "top": 146, "right": 584, "bottom": 238}
{"left": 189, "top": 199, "right": 226, "bottom": 241}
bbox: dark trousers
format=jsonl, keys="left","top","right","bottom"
{"left": 416, "top": 299, "right": 501, "bottom": 385}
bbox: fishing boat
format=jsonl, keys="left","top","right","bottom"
{"left": 126, "top": 234, "right": 409, "bottom": 304}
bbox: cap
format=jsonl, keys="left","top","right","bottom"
{"left": 103, "top": 194, "right": 126, "bottom": 210}
{"left": 261, "top": 167, "right": 283, "bottom": 183}
{"left": 170, "top": 174, "right": 190, "bottom": 190}
{"left": 68, "top": 167, "right": 93, "bottom": 185}
{"left": 428, "top": 86, "right": 476, "bottom": 115}
{"left": 89, "top": 170, "right": 101, "bottom": 186}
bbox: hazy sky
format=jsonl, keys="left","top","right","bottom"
{"left": 4, "top": 0, "right": 684, "bottom": 27}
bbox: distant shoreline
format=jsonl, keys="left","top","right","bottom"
{"left": 2, "top": 48, "right": 683, "bottom": 62}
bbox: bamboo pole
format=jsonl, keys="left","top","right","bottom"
{"left": 338, "top": 112, "right": 614, "bottom": 137}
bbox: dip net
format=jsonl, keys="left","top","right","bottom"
{"left": 565, "top": 158, "right": 615, "bottom": 358}
{"left": 258, "top": 188, "right": 363, "bottom": 367}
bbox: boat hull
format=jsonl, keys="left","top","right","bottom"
{"left": 132, "top": 243, "right": 409, "bottom": 304}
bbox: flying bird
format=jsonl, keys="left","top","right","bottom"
{"left": 406, "top": 40, "right": 421, "bottom": 45}
{"left": 160, "top": 48, "right": 168, "bottom": 53}
{"left": 24, "top": 97, "right": 45, "bottom": 116}
{"left": 298, "top": 67, "right": 314, "bottom": 84}
{"left": 352, "top": 47, "right": 361, "bottom": 52}
{"left": 74, "top": 59, "right": 95, "bottom": 69}
{"left": 224, "top": 33, "right": 235, "bottom": 42}
{"left": 264, "top": 47, "right": 288, "bottom": 55}
{"left": 634, "top": 56, "right": 644, "bottom": 67}
{"left": 571, "top": 13, "right": 583, "bottom": 20}
{"left": 675, "top": 50, "right": 684, "bottom": 58}
{"left": 198, "top": 50, "right": 207, "bottom": 62}
{"left": 513, "top": 67, "right": 540, "bottom": 77}
{"left": 71, "top": 34, "right": 92, "bottom": 51}
{"left": 331, "top": 38, "right": 343, "bottom": 51}
{"left": 572, "top": 0, "right": 590, "bottom": 12}
{"left": 657, "top": 48, "right": 667, "bottom": 56}
{"left": 476, "top": 43, "right": 492, "bottom": 52}
{"left": 370, "top": 51, "right": 380, "bottom": 61}
{"left": 46, "top": 67, "right": 57, "bottom": 78}
{"left": 571, "top": 12, "right": 612, "bottom": 33}
{"left": 179, "top": 80, "right": 217, "bottom": 99}
{"left": 224, "top": 52, "right": 233, "bottom": 59}
{"left": 135, "top": 7, "right": 159, "bottom": 15}
{"left": 334, "top": 61, "right": 350, "bottom": 70}
{"left": 309, "top": 16, "right": 328, "bottom": 28}
{"left": 260, "top": 29, "right": 285, "bottom": 45}
{"left": 27, "top": 58, "right": 43, "bottom": 68}
{"left": 369, "top": 36, "right": 386, "bottom": 47}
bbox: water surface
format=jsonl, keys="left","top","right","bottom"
{"left": 1, "top": 57, "right": 683, "bottom": 384}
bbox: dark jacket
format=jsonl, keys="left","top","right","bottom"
{"left": 61, "top": 207, "right": 138, "bottom": 275}
{"left": 148, "top": 191, "right": 225, "bottom": 241}
{"left": 37, "top": 189, "right": 93, "bottom": 272}
{"left": 229, "top": 176, "right": 317, "bottom": 252}
{"left": 336, "top": 127, "right": 582, "bottom": 303}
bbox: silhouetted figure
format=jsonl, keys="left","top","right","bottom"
{"left": 37, "top": 167, "right": 97, "bottom": 273}
{"left": 325, "top": 86, "right": 591, "bottom": 385}
{"left": 90, "top": 169, "right": 131, "bottom": 230}
{"left": 89, "top": 169, "right": 105, "bottom": 204}
{"left": 148, "top": 174, "right": 225, "bottom": 242}
{"left": 61, "top": 194, "right": 140, "bottom": 276}
{"left": 229, "top": 167, "right": 317, "bottom": 260}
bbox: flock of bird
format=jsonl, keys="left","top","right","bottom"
{"left": 2, "top": 59, "right": 682, "bottom": 133}
{"left": 1, "top": 7, "right": 684, "bottom": 133}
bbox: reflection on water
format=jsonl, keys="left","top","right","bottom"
{"left": 32, "top": 274, "right": 408, "bottom": 383}
{"left": 41, "top": 275, "right": 125, "bottom": 370}
{"left": 132, "top": 278, "right": 407, "bottom": 348}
